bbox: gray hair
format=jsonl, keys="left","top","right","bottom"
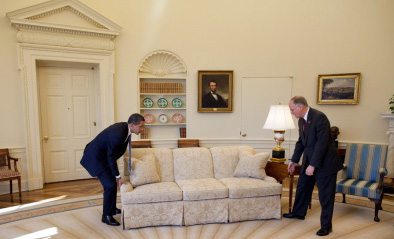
{"left": 291, "top": 96, "right": 309, "bottom": 107}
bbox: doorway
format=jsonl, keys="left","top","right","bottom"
{"left": 38, "top": 64, "right": 98, "bottom": 183}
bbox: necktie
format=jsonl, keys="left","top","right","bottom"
{"left": 128, "top": 136, "right": 132, "bottom": 172}
{"left": 302, "top": 119, "right": 306, "bottom": 135}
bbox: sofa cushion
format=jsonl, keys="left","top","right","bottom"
{"left": 125, "top": 148, "right": 174, "bottom": 182}
{"left": 210, "top": 146, "right": 255, "bottom": 179}
{"left": 173, "top": 147, "right": 214, "bottom": 180}
{"left": 219, "top": 178, "right": 282, "bottom": 198}
{"left": 176, "top": 178, "right": 228, "bottom": 201}
{"left": 121, "top": 182, "right": 183, "bottom": 204}
{"left": 233, "top": 151, "right": 270, "bottom": 179}
{"left": 129, "top": 154, "right": 160, "bottom": 187}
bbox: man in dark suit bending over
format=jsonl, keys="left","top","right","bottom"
{"left": 283, "top": 96, "right": 342, "bottom": 236}
{"left": 81, "top": 113, "right": 145, "bottom": 226}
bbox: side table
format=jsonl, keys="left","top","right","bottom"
{"left": 266, "top": 161, "right": 301, "bottom": 213}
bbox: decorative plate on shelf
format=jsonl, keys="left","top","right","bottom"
{"left": 144, "top": 114, "right": 155, "bottom": 124}
{"left": 159, "top": 114, "right": 168, "bottom": 123}
{"left": 142, "top": 98, "right": 154, "bottom": 108}
{"left": 172, "top": 98, "right": 183, "bottom": 108}
{"left": 172, "top": 113, "right": 183, "bottom": 124}
{"left": 157, "top": 98, "right": 168, "bottom": 108}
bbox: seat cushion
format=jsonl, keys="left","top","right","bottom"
{"left": 336, "top": 178, "right": 379, "bottom": 199}
{"left": 176, "top": 178, "right": 228, "bottom": 201}
{"left": 219, "top": 178, "right": 282, "bottom": 198}
{"left": 121, "top": 182, "right": 183, "bottom": 204}
{"left": 0, "top": 169, "right": 20, "bottom": 179}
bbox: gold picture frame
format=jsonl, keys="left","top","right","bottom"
{"left": 317, "top": 73, "right": 361, "bottom": 104}
{"left": 198, "top": 70, "right": 233, "bottom": 112}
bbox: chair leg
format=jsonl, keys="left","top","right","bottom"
{"left": 10, "top": 179, "right": 13, "bottom": 194}
{"left": 342, "top": 193, "right": 346, "bottom": 203}
{"left": 374, "top": 199, "right": 381, "bottom": 222}
{"left": 18, "top": 177, "right": 22, "bottom": 203}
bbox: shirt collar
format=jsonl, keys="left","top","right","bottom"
{"left": 125, "top": 124, "right": 131, "bottom": 142}
{"left": 303, "top": 107, "right": 310, "bottom": 122}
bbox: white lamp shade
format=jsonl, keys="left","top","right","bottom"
{"left": 263, "top": 105, "right": 295, "bottom": 130}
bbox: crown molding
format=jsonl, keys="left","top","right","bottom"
{"left": 7, "top": 0, "right": 121, "bottom": 39}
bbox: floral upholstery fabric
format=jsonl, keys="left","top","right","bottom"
{"left": 183, "top": 199, "right": 228, "bottom": 225}
{"left": 0, "top": 169, "right": 20, "bottom": 179}
{"left": 122, "top": 201, "right": 183, "bottom": 229}
{"left": 121, "top": 182, "right": 182, "bottom": 204}
{"left": 228, "top": 196, "right": 281, "bottom": 222}
{"left": 233, "top": 151, "right": 270, "bottom": 179}
{"left": 129, "top": 154, "right": 160, "bottom": 187}
{"left": 124, "top": 148, "right": 174, "bottom": 182}
{"left": 176, "top": 178, "right": 228, "bottom": 200}
{"left": 210, "top": 146, "right": 255, "bottom": 179}
{"left": 173, "top": 147, "right": 214, "bottom": 180}
{"left": 219, "top": 178, "right": 282, "bottom": 198}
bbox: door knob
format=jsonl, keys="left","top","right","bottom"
{"left": 242, "top": 133, "right": 247, "bottom": 137}
{"left": 44, "top": 136, "right": 49, "bottom": 143}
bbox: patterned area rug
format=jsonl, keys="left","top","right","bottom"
{"left": 0, "top": 195, "right": 393, "bottom": 239}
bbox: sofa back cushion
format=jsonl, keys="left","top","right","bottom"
{"left": 173, "top": 147, "right": 214, "bottom": 180}
{"left": 210, "top": 146, "right": 255, "bottom": 179}
{"left": 124, "top": 148, "right": 174, "bottom": 182}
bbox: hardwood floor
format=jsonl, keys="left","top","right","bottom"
{"left": 0, "top": 179, "right": 103, "bottom": 209}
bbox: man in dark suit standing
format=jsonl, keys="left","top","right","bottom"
{"left": 283, "top": 96, "right": 342, "bottom": 236}
{"left": 202, "top": 81, "right": 227, "bottom": 108}
{"left": 81, "top": 113, "right": 145, "bottom": 226}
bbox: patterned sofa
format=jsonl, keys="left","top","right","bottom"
{"left": 120, "top": 146, "right": 282, "bottom": 229}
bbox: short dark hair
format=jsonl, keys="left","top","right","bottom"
{"left": 128, "top": 113, "right": 145, "bottom": 124}
{"left": 209, "top": 81, "right": 217, "bottom": 86}
{"left": 291, "top": 96, "right": 308, "bottom": 107}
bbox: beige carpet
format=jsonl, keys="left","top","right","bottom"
{"left": 0, "top": 196, "right": 393, "bottom": 239}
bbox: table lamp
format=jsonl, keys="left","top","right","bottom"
{"left": 263, "top": 104, "right": 295, "bottom": 163}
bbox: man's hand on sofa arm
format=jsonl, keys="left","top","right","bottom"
{"left": 120, "top": 182, "right": 133, "bottom": 193}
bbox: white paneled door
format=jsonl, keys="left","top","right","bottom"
{"left": 38, "top": 67, "right": 96, "bottom": 183}
{"left": 240, "top": 77, "right": 293, "bottom": 140}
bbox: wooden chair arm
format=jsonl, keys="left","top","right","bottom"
{"left": 377, "top": 168, "right": 387, "bottom": 188}
{"left": 9, "top": 156, "right": 19, "bottom": 172}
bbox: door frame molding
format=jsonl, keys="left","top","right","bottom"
{"left": 18, "top": 43, "right": 115, "bottom": 190}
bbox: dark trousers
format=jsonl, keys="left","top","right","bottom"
{"left": 292, "top": 172, "right": 337, "bottom": 229}
{"left": 98, "top": 169, "right": 117, "bottom": 216}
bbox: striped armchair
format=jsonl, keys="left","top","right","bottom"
{"left": 336, "top": 144, "right": 388, "bottom": 222}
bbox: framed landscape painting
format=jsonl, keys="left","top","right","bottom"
{"left": 198, "top": 70, "right": 233, "bottom": 112}
{"left": 317, "top": 73, "right": 361, "bottom": 104}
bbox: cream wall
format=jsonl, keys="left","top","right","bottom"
{"left": 1, "top": 0, "right": 393, "bottom": 148}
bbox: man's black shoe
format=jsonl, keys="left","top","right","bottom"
{"left": 316, "top": 227, "right": 332, "bottom": 236}
{"left": 282, "top": 213, "right": 305, "bottom": 220}
{"left": 115, "top": 208, "right": 121, "bottom": 214}
{"left": 101, "top": 215, "right": 120, "bottom": 226}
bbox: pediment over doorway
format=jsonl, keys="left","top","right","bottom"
{"left": 7, "top": 0, "right": 121, "bottom": 40}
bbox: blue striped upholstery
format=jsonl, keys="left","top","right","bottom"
{"left": 336, "top": 144, "right": 388, "bottom": 199}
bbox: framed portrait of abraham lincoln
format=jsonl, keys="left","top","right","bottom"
{"left": 317, "top": 73, "right": 361, "bottom": 105}
{"left": 198, "top": 70, "right": 233, "bottom": 112}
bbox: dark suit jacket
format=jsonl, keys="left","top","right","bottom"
{"left": 80, "top": 122, "right": 129, "bottom": 177}
{"left": 202, "top": 92, "right": 227, "bottom": 108}
{"left": 291, "top": 108, "right": 342, "bottom": 177}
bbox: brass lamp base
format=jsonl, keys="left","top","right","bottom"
{"left": 271, "top": 148, "right": 286, "bottom": 163}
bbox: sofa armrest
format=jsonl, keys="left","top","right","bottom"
{"left": 121, "top": 182, "right": 134, "bottom": 194}
{"left": 264, "top": 176, "right": 278, "bottom": 183}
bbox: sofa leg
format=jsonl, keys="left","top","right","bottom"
{"left": 342, "top": 193, "right": 346, "bottom": 203}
